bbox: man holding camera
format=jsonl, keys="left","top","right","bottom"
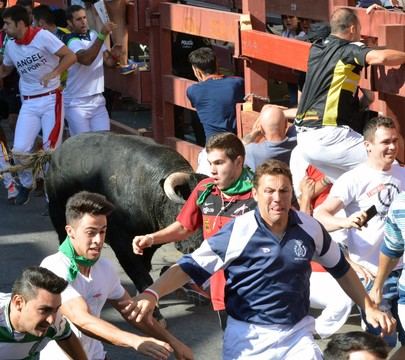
{"left": 315, "top": 116, "right": 405, "bottom": 357}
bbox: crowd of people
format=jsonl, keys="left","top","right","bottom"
{"left": 1, "top": 1, "right": 405, "bottom": 359}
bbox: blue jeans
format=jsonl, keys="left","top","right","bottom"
{"left": 360, "top": 270, "right": 405, "bottom": 347}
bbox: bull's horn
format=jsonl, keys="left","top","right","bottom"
{"left": 163, "top": 172, "right": 191, "bottom": 204}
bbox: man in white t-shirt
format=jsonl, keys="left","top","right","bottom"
{"left": 315, "top": 116, "right": 405, "bottom": 357}
{"left": 63, "top": 5, "right": 118, "bottom": 136}
{"left": 0, "top": 266, "right": 87, "bottom": 360}
{"left": 0, "top": 5, "right": 76, "bottom": 205}
{"left": 40, "top": 191, "right": 193, "bottom": 360}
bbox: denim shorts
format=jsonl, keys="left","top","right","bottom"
{"left": 360, "top": 270, "right": 405, "bottom": 347}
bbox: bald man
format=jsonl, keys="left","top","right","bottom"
{"left": 244, "top": 105, "right": 297, "bottom": 171}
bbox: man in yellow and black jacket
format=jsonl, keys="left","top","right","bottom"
{"left": 295, "top": 7, "right": 405, "bottom": 183}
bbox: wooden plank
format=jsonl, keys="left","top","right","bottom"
{"left": 241, "top": 29, "right": 310, "bottom": 72}
{"left": 164, "top": 137, "right": 202, "bottom": 170}
{"left": 162, "top": 75, "right": 196, "bottom": 110}
{"left": 104, "top": 67, "right": 152, "bottom": 104}
{"left": 354, "top": 7, "right": 405, "bottom": 38}
{"left": 265, "top": 0, "right": 332, "bottom": 21}
{"left": 38, "top": 0, "right": 67, "bottom": 8}
{"left": 160, "top": 2, "right": 241, "bottom": 44}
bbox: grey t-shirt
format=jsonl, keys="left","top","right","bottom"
{"left": 244, "top": 126, "right": 297, "bottom": 171}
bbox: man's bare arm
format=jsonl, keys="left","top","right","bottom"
{"left": 133, "top": 221, "right": 194, "bottom": 255}
{"left": 60, "top": 295, "right": 173, "bottom": 359}
{"left": 76, "top": 22, "right": 116, "bottom": 65}
{"left": 41, "top": 46, "right": 76, "bottom": 87}
{"left": 366, "top": 49, "right": 405, "bottom": 66}
{"left": 314, "top": 196, "right": 367, "bottom": 232}
{"left": 111, "top": 291, "right": 194, "bottom": 360}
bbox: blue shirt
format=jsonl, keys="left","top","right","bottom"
{"left": 178, "top": 208, "right": 349, "bottom": 326}
{"left": 187, "top": 76, "right": 244, "bottom": 141}
{"left": 381, "top": 192, "right": 405, "bottom": 298}
{"left": 244, "top": 126, "right": 297, "bottom": 171}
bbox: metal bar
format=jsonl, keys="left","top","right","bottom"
{"left": 160, "top": 2, "right": 241, "bottom": 44}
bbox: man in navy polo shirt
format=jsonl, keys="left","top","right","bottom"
{"left": 187, "top": 47, "right": 244, "bottom": 175}
{"left": 124, "top": 159, "right": 395, "bottom": 360}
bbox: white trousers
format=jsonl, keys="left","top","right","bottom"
{"left": 13, "top": 93, "right": 64, "bottom": 188}
{"left": 65, "top": 94, "right": 110, "bottom": 136}
{"left": 0, "top": 142, "right": 13, "bottom": 188}
{"left": 223, "top": 315, "right": 323, "bottom": 360}
{"left": 296, "top": 126, "right": 367, "bottom": 183}
{"left": 310, "top": 271, "right": 353, "bottom": 338}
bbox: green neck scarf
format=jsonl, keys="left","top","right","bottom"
{"left": 59, "top": 236, "right": 99, "bottom": 282}
{"left": 197, "top": 167, "right": 254, "bottom": 205}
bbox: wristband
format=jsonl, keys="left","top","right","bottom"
{"left": 97, "top": 32, "right": 106, "bottom": 41}
{"left": 143, "top": 288, "right": 159, "bottom": 303}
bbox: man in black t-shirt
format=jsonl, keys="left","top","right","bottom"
{"left": 295, "top": 8, "right": 405, "bottom": 183}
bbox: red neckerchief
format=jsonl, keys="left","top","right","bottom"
{"left": 15, "top": 27, "right": 41, "bottom": 45}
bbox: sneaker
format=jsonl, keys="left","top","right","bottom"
{"left": 14, "top": 185, "right": 32, "bottom": 205}
{"left": 176, "top": 282, "right": 210, "bottom": 306}
{"left": 7, "top": 182, "right": 19, "bottom": 202}
{"left": 120, "top": 61, "right": 138, "bottom": 75}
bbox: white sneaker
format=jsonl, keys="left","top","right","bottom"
{"left": 7, "top": 182, "right": 19, "bottom": 202}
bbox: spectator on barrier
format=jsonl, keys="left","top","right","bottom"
{"left": 104, "top": 0, "right": 137, "bottom": 75}
{"left": 125, "top": 159, "right": 395, "bottom": 360}
{"left": 186, "top": 47, "right": 244, "bottom": 175}
{"left": 358, "top": 0, "right": 404, "bottom": 11}
{"left": 295, "top": 7, "right": 405, "bottom": 183}
{"left": 0, "top": 266, "right": 87, "bottom": 359}
{"left": 243, "top": 105, "right": 297, "bottom": 171}
{"left": 324, "top": 331, "right": 389, "bottom": 360}
{"left": 315, "top": 116, "right": 405, "bottom": 359}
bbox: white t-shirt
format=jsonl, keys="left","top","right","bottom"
{"left": 39, "top": 252, "right": 125, "bottom": 360}
{"left": 330, "top": 163, "right": 405, "bottom": 274}
{"left": 3, "top": 29, "right": 64, "bottom": 95}
{"left": 64, "top": 30, "right": 106, "bottom": 101}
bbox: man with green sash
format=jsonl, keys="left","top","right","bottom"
{"left": 133, "top": 132, "right": 256, "bottom": 329}
{"left": 39, "top": 191, "right": 193, "bottom": 360}
{"left": 0, "top": 266, "right": 87, "bottom": 360}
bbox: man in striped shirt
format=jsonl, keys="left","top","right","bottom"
{"left": 124, "top": 160, "right": 395, "bottom": 360}
{"left": 371, "top": 192, "right": 405, "bottom": 339}
{"left": 0, "top": 266, "right": 86, "bottom": 360}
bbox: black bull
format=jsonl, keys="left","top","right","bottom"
{"left": 46, "top": 132, "right": 205, "bottom": 292}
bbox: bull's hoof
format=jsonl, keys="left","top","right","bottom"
{"left": 153, "top": 307, "right": 167, "bottom": 329}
